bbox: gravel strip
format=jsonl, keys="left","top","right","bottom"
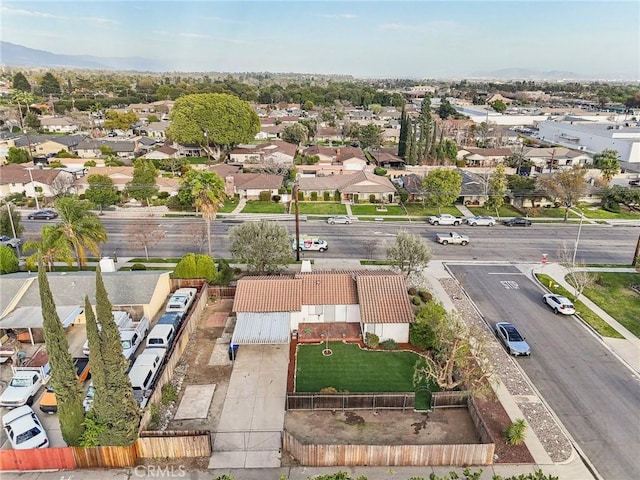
{"left": 409, "top": 273, "right": 572, "bottom": 463}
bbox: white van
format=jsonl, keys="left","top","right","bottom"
{"left": 165, "top": 288, "right": 197, "bottom": 314}
{"left": 128, "top": 350, "right": 163, "bottom": 407}
{"left": 292, "top": 237, "right": 328, "bottom": 252}
{"left": 145, "top": 324, "right": 176, "bottom": 350}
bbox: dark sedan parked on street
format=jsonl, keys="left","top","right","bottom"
{"left": 27, "top": 209, "right": 59, "bottom": 220}
{"left": 502, "top": 217, "right": 532, "bottom": 227}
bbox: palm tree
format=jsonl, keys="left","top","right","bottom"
{"left": 54, "top": 197, "right": 108, "bottom": 269}
{"left": 23, "top": 226, "right": 74, "bottom": 271}
{"left": 187, "top": 171, "right": 226, "bottom": 256}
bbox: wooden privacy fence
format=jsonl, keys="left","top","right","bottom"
{"left": 0, "top": 447, "right": 76, "bottom": 471}
{"left": 431, "top": 391, "right": 470, "bottom": 408}
{"left": 468, "top": 397, "right": 493, "bottom": 445}
{"left": 72, "top": 444, "right": 138, "bottom": 468}
{"left": 137, "top": 430, "right": 211, "bottom": 458}
{"left": 286, "top": 393, "right": 415, "bottom": 411}
{"left": 208, "top": 286, "right": 236, "bottom": 299}
{"left": 283, "top": 431, "right": 495, "bottom": 467}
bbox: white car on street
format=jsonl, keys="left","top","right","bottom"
{"left": 327, "top": 215, "right": 352, "bottom": 225}
{"left": 465, "top": 216, "right": 496, "bottom": 226}
{"left": 543, "top": 294, "right": 576, "bottom": 315}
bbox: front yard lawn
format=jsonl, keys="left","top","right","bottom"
{"left": 579, "top": 207, "right": 640, "bottom": 220}
{"left": 296, "top": 342, "right": 425, "bottom": 393}
{"left": 350, "top": 205, "right": 405, "bottom": 216}
{"left": 580, "top": 272, "right": 640, "bottom": 338}
{"left": 467, "top": 205, "right": 523, "bottom": 218}
{"left": 298, "top": 202, "right": 347, "bottom": 215}
{"left": 241, "top": 200, "right": 286, "bottom": 214}
{"left": 402, "top": 204, "right": 462, "bottom": 217}
{"left": 535, "top": 274, "right": 623, "bottom": 338}
{"left": 527, "top": 207, "right": 579, "bottom": 219}
{"left": 218, "top": 198, "right": 239, "bottom": 213}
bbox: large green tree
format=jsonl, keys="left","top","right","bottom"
{"left": 166, "top": 93, "right": 260, "bottom": 161}
{"left": 357, "top": 124, "right": 384, "bottom": 150}
{"left": 91, "top": 268, "right": 140, "bottom": 445}
{"left": 485, "top": 163, "right": 508, "bottom": 217}
{"left": 54, "top": 197, "right": 108, "bottom": 269}
{"left": 173, "top": 253, "right": 218, "bottom": 283}
{"left": 182, "top": 170, "right": 226, "bottom": 256}
{"left": 0, "top": 246, "right": 19, "bottom": 274}
{"left": 536, "top": 167, "right": 588, "bottom": 221}
{"left": 85, "top": 174, "right": 119, "bottom": 213}
{"left": 40, "top": 72, "right": 61, "bottom": 96}
{"left": 281, "top": 123, "right": 309, "bottom": 145}
{"left": 422, "top": 168, "right": 463, "bottom": 213}
{"left": 38, "top": 261, "right": 85, "bottom": 445}
{"left": 592, "top": 149, "right": 620, "bottom": 185}
{"left": 397, "top": 105, "right": 409, "bottom": 159}
{"left": 229, "top": 220, "right": 293, "bottom": 274}
{"left": 23, "top": 225, "right": 73, "bottom": 272}
{"left": 103, "top": 110, "right": 138, "bottom": 131}
{"left": 6, "top": 146, "right": 30, "bottom": 164}
{"left": 12, "top": 72, "right": 31, "bottom": 92}
{"left": 0, "top": 205, "right": 24, "bottom": 238}
{"left": 126, "top": 158, "right": 159, "bottom": 207}
{"left": 386, "top": 230, "right": 433, "bottom": 278}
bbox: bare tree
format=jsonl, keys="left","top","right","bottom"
{"left": 557, "top": 242, "right": 596, "bottom": 302}
{"left": 363, "top": 238, "right": 378, "bottom": 261}
{"left": 184, "top": 222, "right": 208, "bottom": 254}
{"left": 49, "top": 174, "right": 75, "bottom": 198}
{"left": 126, "top": 220, "right": 165, "bottom": 260}
{"left": 536, "top": 167, "right": 588, "bottom": 221}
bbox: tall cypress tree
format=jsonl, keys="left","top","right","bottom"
{"left": 37, "top": 261, "right": 85, "bottom": 445}
{"left": 397, "top": 105, "right": 408, "bottom": 158}
{"left": 406, "top": 124, "right": 417, "bottom": 166}
{"left": 13, "top": 72, "right": 31, "bottom": 92}
{"left": 94, "top": 267, "right": 140, "bottom": 445}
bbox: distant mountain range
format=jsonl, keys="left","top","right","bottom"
{"left": 0, "top": 41, "right": 167, "bottom": 72}
{"left": 1, "top": 41, "right": 634, "bottom": 81}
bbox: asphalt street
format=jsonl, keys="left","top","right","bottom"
{"left": 447, "top": 264, "right": 640, "bottom": 480}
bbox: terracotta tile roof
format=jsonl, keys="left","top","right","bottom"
{"left": 232, "top": 276, "right": 301, "bottom": 312}
{"left": 356, "top": 274, "right": 414, "bottom": 324}
{"left": 303, "top": 145, "right": 336, "bottom": 158}
{"left": 207, "top": 163, "right": 241, "bottom": 177}
{"left": 336, "top": 146, "right": 366, "bottom": 163}
{"left": 299, "top": 274, "right": 358, "bottom": 305}
{"left": 232, "top": 173, "right": 283, "bottom": 190}
{"left": 0, "top": 164, "right": 63, "bottom": 185}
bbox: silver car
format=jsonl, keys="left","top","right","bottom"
{"left": 466, "top": 215, "right": 496, "bottom": 226}
{"left": 0, "top": 235, "right": 22, "bottom": 248}
{"left": 495, "top": 322, "right": 531, "bottom": 356}
{"left": 327, "top": 215, "right": 352, "bottom": 225}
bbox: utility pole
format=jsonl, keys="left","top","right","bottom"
{"left": 633, "top": 233, "right": 640, "bottom": 267}
{"left": 293, "top": 183, "right": 300, "bottom": 262}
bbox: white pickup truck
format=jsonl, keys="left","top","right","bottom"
{"left": 0, "top": 367, "right": 50, "bottom": 408}
{"left": 436, "top": 232, "right": 470, "bottom": 245}
{"left": 427, "top": 214, "right": 463, "bottom": 226}
{"left": 165, "top": 288, "right": 198, "bottom": 315}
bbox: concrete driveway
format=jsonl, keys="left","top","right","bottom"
{"left": 209, "top": 343, "right": 289, "bottom": 469}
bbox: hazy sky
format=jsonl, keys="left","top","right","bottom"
{"left": 1, "top": 0, "right": 638, "bottom": 79}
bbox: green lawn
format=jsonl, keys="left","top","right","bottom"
{"left": 296, "top": 342, "right": 422, "bottom": 393}
{"left": 527, "top": 207, "right": 579, "bottom": 218}
{"left": 580, "top": 272, "right": 640, "bottom": 338}
{"left": 579, "top": 207, "right": 640, "bottom": 220}
{"left": 218, "top": 198, "right": 239, "bottom": 213}
{"left": 350, "top": 205, "right": 405, "bottom": 216}
{"left": 298, "top": 202, "right": 347, "bottom": 215}
{"left": 241, "top": 201, "right": 286, "bottom": 214}
{"left": 402, "top": 204, "right": 462, "bottom": 216}
{"left": 535, "top": 274, "right": 623, "bottom": 338}
{"left": 129, "top": 258, "right": 182, "bottom": 263}
{"left": 467, "top": 205, "right": 523, "bottom": 217}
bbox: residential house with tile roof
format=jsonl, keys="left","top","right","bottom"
{"left": 522, "top": 146, "right": 593, "bottom": 171}
{"left": 370, "top": 151, "right": 405, "bottom": 170}
{"left": 75, "top": 139, "right": 137, "bottom": 159}
{"left": 230, "top": 271, "right": 413, "bottom": 344}
{"left": 0, "top": 164, "right": 75, "bottom": 199}
{"left": 142, "top": 143, "right": 179, "bottom": 160}
{"left": 224, "top": 172, "right": 284, "bottom": 199}
{"left": 142, "top": 121, "right": 171, "bottom": 139}
{"left": 229, "top": 141, "right": 297, "bottom": 166}
{"left": 459, "top": 147, "right": 514, "bottom": 166}
{"left": 71, "top": 166, "right": 179, "bottom": 196}
{"left": 297, "top": 170, "right": 397, "bottom": 203}
{"left": 39, "top": 116, "right": 79, "bottom": 134}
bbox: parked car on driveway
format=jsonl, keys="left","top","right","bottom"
{"left": 0, "top": 235, "right": 22, "bottom": 248}
{"left": 465, "top": 216, "right": 496, "bottom": 226}
{"left": 502, "top": 217, "right": 532, "bottom": 227}
{"left": 495, "top": 322, "right": 531, "bottom": 356}
{"left": 543, "top": 294, "right": 576, "bottom": 315}
{"left": 327, "top": 215, "right": 352, "bottom": 225}
{"left": 2, "top": 405, "right": 49, "bottom": 449}
{"left": 27, "top": 209, "right": 58, "bottom": 220}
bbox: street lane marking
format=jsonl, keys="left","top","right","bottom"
{"left": 500, "top": 281, "right": 520, "bottom": 289}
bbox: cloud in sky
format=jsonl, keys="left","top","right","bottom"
{"left": 0, "top": 1, "right": 637, "bottom": 79}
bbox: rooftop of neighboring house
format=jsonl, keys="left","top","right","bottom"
{"left": 302, "top": 145, "right": 337, "bottom": 158}
{"left": 0, "top": 163, "right": 63, "bottom": 185}
{"left": 231, "top": 172, "right": 284, "bottom": 190}
{"left": 39, "top": 116, "right": 77, "bottom": 127}
{"left": 336, "top": 146, "right": 367, "bottom": 162}
{"left": 144, "top": 121, "right": 171, "bottom": 132}
{"left": 232, "top": 271, "right": 412, "bottom": 323}
{"left": 207, "top": 163, "right": 241, "bottom": 177}
{"left": 463, "top": 147, "right": 514, "bottom": 158}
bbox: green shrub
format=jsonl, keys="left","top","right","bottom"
{"left": 411, "top": 296, "right": 422, "bottom": 306}
{"left": 259, "top": 190, "right": 271, "bottom": 202}
{"left": 369, "top": 194, "right": 376, "bottom": 203}
{"left": 603, "top": 200, "right": 620, "bottom": 213}
{"left": 456, "top": 159, "right": 467, "bottom": 167}
{"left": 353, "top": 194, "right": 359, "bottom": 204}
{"left": 298, "top": 190, "right": 304, "bottom": 200}
{"left": 161, "top": 384, "right": 178, "bottom": 405}
{"left": 320, "top": 386, "right": 338, "bottom": 394}
{"left": 0, "top": 246, "right": 19, "bottom": 274}
{"left": 310, "top": 191, "right": 318, "bottom": 201}
{"left": 149, "top": 403, "right": 160, "bottom": 429}
{"left": 79, "top": 411, "right": 108, "bottom": 447}
{"left": 278, "top": 187, "right": 286, "bottom": 194}
{"left": 334, "top": 190, "right": 340, "bottom": 201}
{"left": 216, "top": 258, "right": 235, "bottom": 286}
{"left": 158, "top": 191, "right": 170, "bottom": 199}
{"left": 418, "top": 289, "right": 432, "bottom": 303}
{"left": 503, "top": 418, "right": 527, "bottom": 445}
{"left": 272, "top": 195, "right": 281, "bottom": 203}
{"left": 374, "top": 166, "right": 387, "bottom": 176}
{"left": 380, "top": 339, "right": 398, "bottom": 350}
{"left": 323, "top": 191, "right": 330, "bottom": 201}
{"left": 407, "top": 287, "right": 417, "bottom": 296}
{"left": 173, "top": 253, "right": 217, "bottom": 283}
{"left": 364, "top": 332, "right": 379, "bottom": 348}
{"left": 130, "top": 263, "right": 147, "bottom": 271}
